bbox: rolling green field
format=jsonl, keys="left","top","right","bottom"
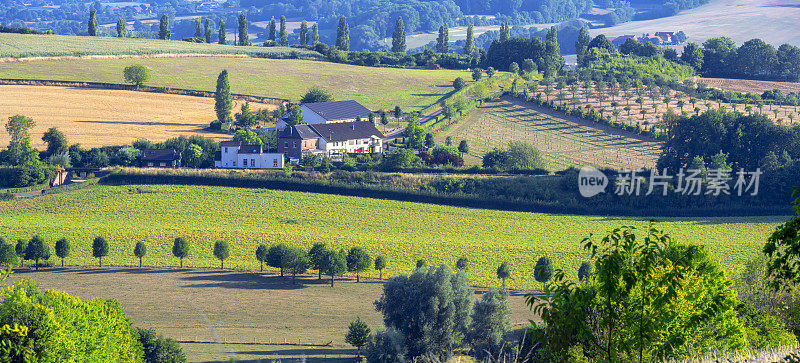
{"left": 0, "top": 184, "right": 785, "bottom": 289}
{"left": 435, "top": 97, "right": 662, "bottom": 169}
{"left": 0, "top": 32, "right": 321, "bottom": 58}
{"left": 6, "top": 268, "right": 531, "bottom": 362}
{"left": 0, "top": 56, "right": 467, "bottom": 111}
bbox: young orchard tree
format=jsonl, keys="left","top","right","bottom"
{"left": 458, "top": 140, "right": 469, "bottom": 157}
{"left": 345, "top": 317, "right": 371, "bottom": 357}
{"left": 0, "top": 241, "right": 17, "bottom": 268}
{"left": 324, "top": 249, "right": 347, "bottom": 287}
{"left": 534, "top": 256, "right": 553, "bottom": 290}
{"left": 456, "top": 256, "right": 469, "bottom": 271}
{"left": 496, "top": 262, "right": 510, "bottom": 288}
{"left": 416, "top": 259, "right": 427, "bottom": 269}
{"left": 26, "top": 235, "right": 49, "bottom": 271}
{"left": 172, "top": 237, "right": 190, "bottom": 268}
{"left": 467, "top": 288, "right": 511, "bottom": 359}
{"left": 15, "top": 239, "right": 26, "bottom": 267}
{"left": 308, "top": 243, "right": 329, "bottom": 280}
{"left": 347, "top": 247, "right": 372, "bottom": 283}
{"left": 472, "top": 68, "right": 482, "bottom": 82}
{"left": 134, "top": 241, "right": 146, "bottom": 268}
{"left": 255, "top": 244, "right": 268, "bottom": 272}
{"left": 93, "top": 236, "right": 109, "bottom": 267}
{"left": 393, "top": 106, "right": 402, "bottom": 120}
{"left": 267, "top": 243, "right": 289, "bottom": 276}
{"left": 55, "top": 238, "right": 70, "bottom": 267}
{"left": 374, "top": 255, "right": 387, "bottom": 279}
{"left": 282, "top": 247, "right": 309, "bottom": 284}
{"left": 213, "top": 240, "right": 230, "bottom": 269}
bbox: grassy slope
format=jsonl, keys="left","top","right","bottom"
{"left": 0, "top": 33, "right": 321, "bottom": 58}
{"left": 434, "top": 97, "right": 662, "bottom": 169}
{"left": 6, "top": 268, "right": 531, "bottom": 362}
{"left": 0, "top": 56, "right": 467, "bottom": 111}
{"left": 0, "top": 185, "right": 783, "bottom": 289}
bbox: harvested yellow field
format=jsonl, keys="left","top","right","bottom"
{"left": 695, "top": 77, "right": 800, "bottom": 94}
{"left": 0, "top": 85, "right": 274, "bottom": 148}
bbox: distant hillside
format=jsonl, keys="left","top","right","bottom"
{"left": 0, "top": 33, "right": 322, "bottom": 59}
{"left": 588, "top": 0, "right": 800, "bottom": 48}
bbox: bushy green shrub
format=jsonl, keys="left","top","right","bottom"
{"left": 136, "top": 327, "right": 186, "bottom": 363}
{"left": 0, "top": 279, "right": 143, "bottom": 362}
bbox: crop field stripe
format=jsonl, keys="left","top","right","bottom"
{"left": 0, "top": 184, "right": 783, "bottom": 290}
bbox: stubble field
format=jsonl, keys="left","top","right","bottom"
{"left": 0, "top": 85, "right": 266, "bottom": 148}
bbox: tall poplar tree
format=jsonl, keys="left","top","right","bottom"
{"left": 464, "top": 23, "right": 475, "bottom": 55}
{"left": 204, "top": 18, "right": 212, "bottom": 43}
{"left": 194, "top": 18, "right": 202, "bottom": 38}
{"left": 575, "top": 26, "right": 591, "bottom": 66}
{"left": 499, "top": 22, "right": 510, "bottom": 42}
{"left": 268, "top": 17, "right": 276, "bottom": 42}
{"left": 218, "top": 20, "right": 226, "bottom": 44}
{"left": 279, "top": 15, "right": 288, "bottom": 46}
{"left": 116, "top": 18, "right": 126, "bottom": 38}
{"left": 215, "top": 70, "right": 232, "bottom": 124}
{"left": 336, "top": 16, "right": 349, "bottom": 51}
{"left": 311, "top": 23, "right": 319, "bottom": 44}
{"left": 299, "top": 20, "right": 308, "bottom": 46}
{"left": 544, "top": 26, "right": 564, "bottom": 78}
{"left": 88, "top": 9, "right": 98, "bottom": 36}
{"left": 238, "top": 12, "right": 249, "bottom": 46}
{"left": 391, "top": 17, "right": 406, "bottom": 53}
{"left": 158, "top": 14, "right": 170, "bottom": 40}
{"left": 436, "top": 24, "right": 449, "bottom": 53}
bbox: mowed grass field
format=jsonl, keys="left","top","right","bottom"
{"left": 0, "top": 184, "right": 783, "bottom": 290}
{"left": 436, "top": 97, "right": 662, "bottom": 169}
{"left": 0, "top": 56, "right": 469, "bottom": 111}
{"left": 5, "top": 268, "right": 531, "bottom": 362}
{"left": 0, "top": 85, "right": 264, "bottom": 148}
{"left": 0, "top": 32, "right": 320, "bottom": 58}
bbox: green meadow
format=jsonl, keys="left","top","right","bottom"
{"left": 0, "top": 184, "right": 784, "bottom": 289}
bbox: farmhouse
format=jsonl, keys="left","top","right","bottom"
{"left": 654, "top": 32, "right": 674, "bottom": 44}
{"left": 274, "top": 100, "right": 373, "bottom": 129}
{"left": 214, "top": 141, "right": 285, "bottom": 169}
{"left": 277, "top": 121, "right": 385, "bottom": 159}
{"left": 141, "top": 149, "right": 181, "bottom": 168}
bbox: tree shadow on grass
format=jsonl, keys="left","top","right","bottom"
{"left": 179, "top": 272, "right": 309, "bottom": 291}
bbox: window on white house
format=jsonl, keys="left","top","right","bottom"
{"left": 293, "top": 141, "right": 297, "bottom": 148}
{"left": 273, "top": 159, "right": 278, "bottom": 167}
{"left": 233, "top": 161, "right": 236, "bottom": 166}
{"left": 349, "top": 140, "right": 355, "bottom": 145}
{"left": 147, "top": 162, "right": 153, "bottom": 166}
{"left": 243, "top": 159, "right": 248, "bottom": 166}
{"left": 284, "top": 141, "right": 288, "bottom": 148}
{"left": 160, "top": 162, "right": 166, "bottom": 167}
{"left": 251, "top": 159, "right": 255, "bottom": 166}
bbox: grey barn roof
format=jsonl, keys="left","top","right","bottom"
{"left": 309, "top": 121, "right": 385, "bottom": 143}
{"left": 276, "top": 124, "right": 319, "bottom": 140}
{"left": 141, "top": 149, "right": 180, "bottom": 161}
{"left": 304, "top": 100, "right": 372, "bottom": 121}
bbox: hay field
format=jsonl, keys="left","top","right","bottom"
{"left": 5, "top": 268, "right": 531, "bottom": 362}
{"left": 0, "top": 184, "right": 782, "bottom": 290}
{"left": 695, "top": 77, "right": 800, "bottom": 94}
{"left": 0, "top": 57, "right": 467, "bottom": 111}
{"left": 0, "top": 32, "right": 320, "bottom": 59}
{"left": 588, "top": 0, "right": 800, "bottom": 47}
{"left": 0, "top": 85, "right": 271, "bottom": 148}
{"left": 436, "top": 97, "right": 662, "bottom": 169}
